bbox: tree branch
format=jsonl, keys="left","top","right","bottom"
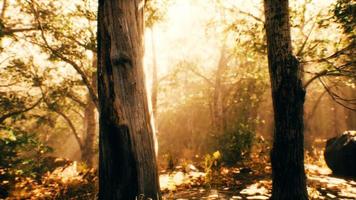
{"left": 2, "top": 27, "right": 38, "bottom": 35}
{"left": 303, "top": 69, "right": 328, "bottom": 89}
{"left": 66, "top": 92, "right": 87, "bottom": 108}
{"left": 0, "top": 81, "right": 19, "bottom": 87}
{"left": 1, "top": 0, "right": 7, "bottom": 20}
{"left": 296, "top": 21, "right": 316, "bottom": 57}
{"left": 236, "top": 9, "right": 264, "bottom": 24}
{"left": 28, "top": 1, "right": 98, "bottom": 109}
{"left": 319, "top": 77, "right": 356, "bottom": 111}
{"left": 38, "top": 85, "right": 84, "bottom": 151}
{"left": 186, "top": 65, "right": 214, "bottom": 86}
{"left": 55, "top": 109, "right": 84, "bottom": 151}
{"left": 302, "top": 42, "right": 355, "bottom": 63}
{"left": 0, "top": 97, "right": 42, "bottom": 124}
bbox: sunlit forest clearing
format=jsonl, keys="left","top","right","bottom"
{"left": 0, "top": 0, "right": 355, "bottom": 199}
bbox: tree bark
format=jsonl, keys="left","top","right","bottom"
{"left": 98, "top": 0, "right": 160, "bottom": 199}
{"left": 264, "top": 0, "right": 308, "bottom": 199}
{"left": 82, "top": 66, "right": 97, "bottom": 168}
{"left": 82, "top": 95, "right": 96, "bottom": 167}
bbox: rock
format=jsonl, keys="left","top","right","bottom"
{"left": 0, "top": 186, "right": 9, "bottom": 198}
{"left": 185, "top": 164, "right": 198, "bottom": 173}
{"left": 324, "top": 131, "right": 356, "bottom": 177}
{"left": 240, "top": 167, "right": 252, "bottom": 174}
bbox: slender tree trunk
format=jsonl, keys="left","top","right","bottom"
{"left": 82, "top": 100, "right": 96, "bottom": 167}
{"left": 98, "top": 0, "right": 160, "bottom": 199}
{"left": 82, "top": 68, "right": 97, "bottom": 168}
{"left": 264, "top": 0, "right": 308, "bottom": 199}
{"left": 151, "top": 27, "right": 158, "bottom": 118}
{"left": 213, "top": 46, "right": 227, "bottom": 134}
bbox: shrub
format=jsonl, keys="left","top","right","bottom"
{"left": 215, "top": 124, "right": 255, "bottom": 166}
{"left": 0, "top": 126, "right": 52, "bottom": 198}
{"left": 203, "top": 151, "right": 221, "bottom": 185}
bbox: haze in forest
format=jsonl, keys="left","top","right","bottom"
{"left": 0, "top": 0, "right": 355, "bottom": 199}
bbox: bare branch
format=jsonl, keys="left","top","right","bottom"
{"left": 236, "top": 9, "right": 264, "bottom": 24}
{"left": 66, "top": 92, "right": 87, "bottom": 108}
{"left": 55, "top": 109, "right": 83, "bottom": 151}
{"left": 302, "top": 42, "right": 355, "bottom": 63}
{"left": 304, "top": 69, "right": 328, "bottom": 89}
{"left": 187, "top": 65, "right": 214, "bottom": 85}
{"left": 303, "top": 60, "right": 356, "bottom": 89}
{"left": 2, "top": 27, "right": 38, "bottom": 35}
{"left": 319, "top": 77, "right": 356, "bottom": 111}
{"left": 71, "top": 108, "right": 85, "bottom": 119}
{"left": 296, "top": 21, "right": 316, "bottom": 57}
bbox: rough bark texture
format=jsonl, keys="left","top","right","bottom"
{"left": 264, "top": 0, "right": 308, "bottom": 199}
{"left": 98, "top": 0, "right": 160, "bottom": 199}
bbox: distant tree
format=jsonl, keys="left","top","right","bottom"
{"left": 97, "top": 0, "right": 160, "bottom": 199}
{"left": 264, "top": 0, "right": 308, "bottom": 199}
{"left": 20, "top": 0, "right": 98, "bottom": 167}
{"left": 145, "top": 0, "right": 170, "bottom": 118}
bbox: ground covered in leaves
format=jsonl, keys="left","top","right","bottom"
{"left": 1, "top": 151, "right": 355, "bottom": 199}
{"left": 0, "top": 160, "right": 97, "bottom": 199}
{"left": 160, "top": 151, "right": 356, "bottom": 200}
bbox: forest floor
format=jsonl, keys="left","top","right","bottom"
{"left": 160, "top": 151, "right": 356, "bottom": 200}
{"left": 1, "top": 150, "right": 356, "bottom": 199}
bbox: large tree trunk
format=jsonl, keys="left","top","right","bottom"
{"left": 264, "top": 0, "right": 308, "bottom": 199}
{"left": 97, "top": 1, "right": 160, "bottom": 199}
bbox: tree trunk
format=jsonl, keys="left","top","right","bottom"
{"left": 82, "top": 69, "right": 97, "bottom": 168}
{"left": 82, "top": 102, "right": 96, "bottom": 167}
{"left": 151, "top": 27, "right": 158, "bottom": 118}
{"left": 264, "top": 0, "right": 308, "bottom": 199}
{"left": 213, "top": 46, "right": 227, "bottom": 134}
{"left": 98, "top": 0, "right": 160, "bottom": 199}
